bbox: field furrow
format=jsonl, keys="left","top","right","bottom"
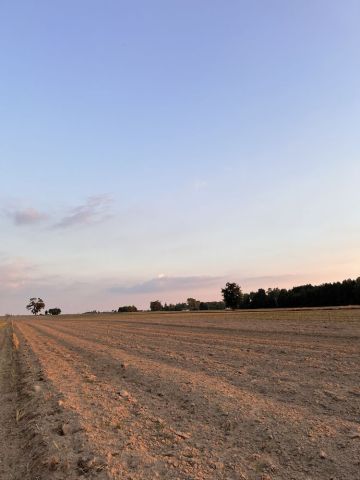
{"left": 9, "top": 310, "right": 360, "bottom": 479}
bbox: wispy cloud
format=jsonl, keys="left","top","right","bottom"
{"left": 54, "top": 195, "right": 113, "bottom": 228}
{"left": 109, "top": 274, "right": 222, "bottom": 294}
{"left": 8, "top": 207, "right": 48, "bottom": 225}
{"left": 4, "top": 195, "right": 113, "bottom": 229}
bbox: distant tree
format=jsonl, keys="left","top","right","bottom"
{"left": 251, "top": 288, "right": 268, "bottom": 308}
{"left": 266, "top": 288, "right": 281, "bottom": 308}
{"left": 163, "top": 302, "right": 187, "bottom": 311}
{"left": 221, "top": 283, "right": 243, "bottom": 309}
{"left": 355, "top": 278, "right": 360, "bottom": 304}
{"left": 118, "top": 305, "right": 138, "bottom": 313}
{"left": 150, "top": 300, "right": 163, "bottom": 311}
{"left": 48, "top": 308, "right": 61, "bottom": 315}
{"left": 277, "top": 289, "right": 289, "bottom": 308}
{"left": 241, "top": 293, "right": 251, "bottom": 309}
{"left": 173, "top": 302, "right": 188, "bottom": 311}
{"left": 199, "top": 302, "right": 209, "bottom": 310}
{"left": 205, "top": 301, "right": 226, "bottom": 310}
{"left": 187, "top": 298, "right": 200, "bottom": 310}
{"left": 26, "top": 297, "right": 45, "bottom": 315}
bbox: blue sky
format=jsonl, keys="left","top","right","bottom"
{"left": 1, "top": 1, "right": 359, "bottom": 313}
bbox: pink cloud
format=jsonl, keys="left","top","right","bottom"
{"left": 11, "top": 208, "right": 47, "bottom": 225}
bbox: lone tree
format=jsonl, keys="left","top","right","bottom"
{"left": 48, "top": 308, "right": 61, "bottom": 315}
{"left": 221, "top": 282, "right": 243, "bottom": 309}
{"left": 26, "top": 297, "right": 45, "bottom": 315}
{"left": 150, "top": 300, "right": 162, "bottom": 311}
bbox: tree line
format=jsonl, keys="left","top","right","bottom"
{"left": 223, "top": 277, "right": 360, "bottom": 309}
{"left": 25, "top": 276, "right": 360, "bottom": 316}
{"left": 148, "top": 277, "right": 360, "bottom": 311}
{"left": 149, "top": 299, "right": 225, "bottom": 311}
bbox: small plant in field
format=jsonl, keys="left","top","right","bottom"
{"left": 15, "top": 408, "right": 25, "bottom": 422}
{"left": 154, "top": 418, "right": 166, "bottom": 431}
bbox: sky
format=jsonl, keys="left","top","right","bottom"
{"left": 1, "top": 0, "right": 359, "bottom": 314}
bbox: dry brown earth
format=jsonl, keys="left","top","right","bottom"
{"left": 1, "top": 310, "right": 359, "bottom": 479}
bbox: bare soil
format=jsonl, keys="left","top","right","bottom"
{"left": 1, "top": 310, "right": 359, "bottom": 479}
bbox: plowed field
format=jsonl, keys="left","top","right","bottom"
{"left": 1, "top": 310, "right": 360, "bottom": 479}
